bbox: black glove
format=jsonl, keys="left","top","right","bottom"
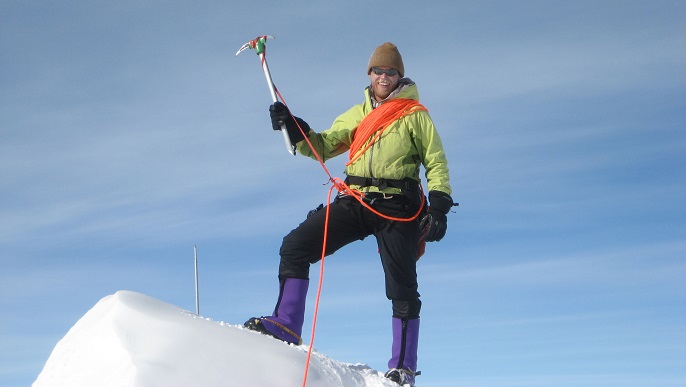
{"left": 419, "top": 191, "right": 454, "bottom": 242}
{"left": 269, "top": 102, "right": 310, "bottom": 143}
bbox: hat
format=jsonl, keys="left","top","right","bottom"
{"left": 367, "top": 42, "right": 404, "bottom": 78}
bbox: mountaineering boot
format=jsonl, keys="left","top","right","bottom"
{"left": 384, "top": 317, "right": 420, "bottom": 386}
{"left": 244, "top": 277, "right": 308, "bottom": 345}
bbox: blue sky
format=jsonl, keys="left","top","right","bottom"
{"left": 1, "top": 1, "right": 685, "bottom": 386}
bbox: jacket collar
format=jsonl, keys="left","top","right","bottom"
{"left": 367, "top": 78, "right": 416, "bottom": 109}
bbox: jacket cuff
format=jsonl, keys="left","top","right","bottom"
{"left": 428, "top": 190, "right": 454, "bottom": 214}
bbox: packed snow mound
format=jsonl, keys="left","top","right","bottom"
{"left": 33, "top": 290, "right": 398, "bottom": 387}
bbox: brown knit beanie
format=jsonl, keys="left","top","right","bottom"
{"left": 367, "top": 42, "right": 404, "bottom": 78}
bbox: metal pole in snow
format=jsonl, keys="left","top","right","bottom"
{"left": 194, "top": 245, "right": 200, "bottom": 315}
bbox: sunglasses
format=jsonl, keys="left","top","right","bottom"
{"left": 371, "top": 67, "right": 399, "bottom": 77}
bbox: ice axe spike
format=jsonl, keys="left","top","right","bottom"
{"left": 236, "top": 35, "right": 296, "bottom": 156}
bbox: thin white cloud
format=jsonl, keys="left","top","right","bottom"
{"left": 424, "top": 240, "right": 686, "bottom": 290}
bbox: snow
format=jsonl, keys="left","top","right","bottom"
{"left": 33, "top": 290, "right": 399, "bottom": 387}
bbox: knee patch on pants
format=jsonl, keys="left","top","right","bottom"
{"left": 392, "top": 299, "right": 421, "bottom": 319}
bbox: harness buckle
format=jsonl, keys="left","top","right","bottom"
{"left": 362, "top": 191, "right": 394, "bottom": 205}
{"left": 370, "top": 177, "right": 388, "bottom": 190}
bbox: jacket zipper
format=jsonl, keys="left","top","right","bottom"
{"left": 368, "top": 129, "right": 384, "bottom": 179}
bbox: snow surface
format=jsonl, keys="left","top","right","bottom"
{"left": 33, "top": 290, "right": 400, "bottom": 387}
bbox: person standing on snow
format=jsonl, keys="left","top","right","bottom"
{"left": 245, "top": 42, "right": 454, "bottom": 386}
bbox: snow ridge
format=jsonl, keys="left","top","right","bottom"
{"left": 33, "top": 290, "right": 397, "bottom": 387}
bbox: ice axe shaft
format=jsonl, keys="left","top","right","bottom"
{"left": 236, "top": 36, "right": 296, "bottom": 156}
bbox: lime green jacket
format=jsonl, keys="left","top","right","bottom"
{"left": 297, "top": 80, "right": 452, "bottom": 196}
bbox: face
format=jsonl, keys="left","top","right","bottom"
{"left": 369, "top": 67, "right": 400, "bottom": 101}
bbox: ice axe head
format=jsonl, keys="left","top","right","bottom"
{"left": 235, "top": 35, "right": 275, "bottom": 56}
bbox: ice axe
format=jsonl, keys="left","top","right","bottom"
{"left": 236, "top": 35, "right": 296, "bottom": 156}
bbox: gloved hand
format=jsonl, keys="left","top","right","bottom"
{"left": 419, "top": 191, "right": 454, "bottom": 242}
{"left": 269, "top": 102, "right": 310, "bottom": 143}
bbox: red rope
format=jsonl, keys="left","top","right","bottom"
{"left": 347, "top": 99, "right": 426, "bottom": 166}
{"left": 301, "top": 183, "right": 335, "bottom": 386}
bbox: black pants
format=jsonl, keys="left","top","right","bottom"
{"left": 279, "top": 195, "right": 422, "bottom": 318}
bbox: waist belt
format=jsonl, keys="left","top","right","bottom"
{"left": 345, "top": 175, "right": 419, "bottom": 193}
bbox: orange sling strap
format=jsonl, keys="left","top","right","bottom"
{"left": 346, "top": 98, "right": 427, "bottom": 166}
